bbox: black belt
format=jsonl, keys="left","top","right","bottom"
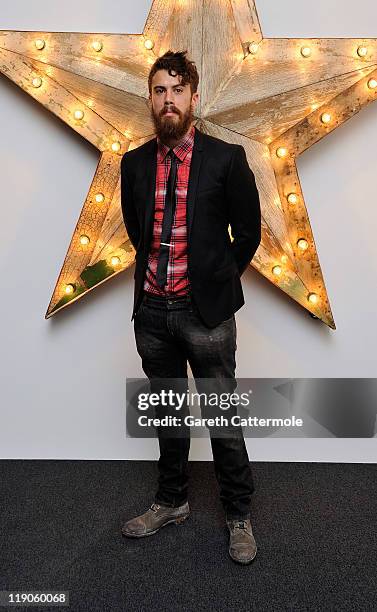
{"left": 142, "top": 290, "right": 193, "bottom": 305}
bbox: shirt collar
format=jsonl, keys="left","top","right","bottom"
{"left": 157, "top": 124, "right": 195, "bottom": 163}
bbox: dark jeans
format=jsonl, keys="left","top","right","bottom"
{"left": 133, "top": 290, "right": 255, "bottom": 520}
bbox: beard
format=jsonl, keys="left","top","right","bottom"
{"left": 150, "top": 102, "right": 195, "bottom": 145}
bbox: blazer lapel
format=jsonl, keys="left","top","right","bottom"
{"left": 143, "top": 125, "right": 205, "bottom": 250}
{"left": 143, "top": 137, "right": 157, "bottom": 250}
{"left": 186, "top": 125, "right": 204, "bottom": 245}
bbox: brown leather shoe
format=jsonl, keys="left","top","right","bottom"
{"left": 226, "top": 518, "right": 257, "bottom": 564}
{"left": 121, "top": 502, "right": 190, "bottom": 538}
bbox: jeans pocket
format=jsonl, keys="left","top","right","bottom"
{"left": 222, "top": 314, "right": 235, "bottom": 323}
{"left": 187, "top": 300, "right": 198, "bottom": 313}
{"left": 134, "top": 296, "right": 146, "bottom": 319}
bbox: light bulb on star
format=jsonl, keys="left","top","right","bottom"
{"left": 276, "top": 147, "right": 288, "bottom": 158}
{"left": 307, "top": 292, "right": 319, "bottom": 304}
{"left": 357, "top": 45, "right": 368, "bottom": 57}
{"left": 321, "top": 112, "right": 332, "bottom": 124}
{"left": 287, "top": 193, "right": 298, "bottom": 205}
{"left": 297, "top": 238, "right": 309, "bottom": 251}
{"left": 34, "top": 39, "right": 45, "bottom": 50}
{"left": 91, "top": 41, "right": 103, "bottom": 52}
{"left": 74, "top": 110, "right": 84, "bottom": 120}
{"left": 300, "top": 46, "right": 312, "bottom": 58}
{"left": 248, "top": 42, "right": 259, "bottom": 55}
{"left": 65, "top": 283, "right": 75, "bottom": 295}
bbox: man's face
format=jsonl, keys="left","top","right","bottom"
{"left": 149, "top": 69, "right": 199, "bottom": 144}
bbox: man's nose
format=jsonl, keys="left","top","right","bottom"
{"left": 164, "top": 92, "right": 176, "bottom": 103}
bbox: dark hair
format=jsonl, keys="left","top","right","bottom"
{"left": 148, "top": 50, "right": 199, "bottom": 96}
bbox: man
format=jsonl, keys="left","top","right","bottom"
{"left": 120, "top": 50, "right": 261, "bottom": 565}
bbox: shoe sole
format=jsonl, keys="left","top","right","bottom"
{"left": 228, "top": 545, "right": 257, "bottom": 565}
{"left": 121, "top": 513, "right": 190, "bottom": 538}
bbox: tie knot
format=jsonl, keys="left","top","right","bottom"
{"left": 167, "top": 149, "right": 178, "bottom": 162}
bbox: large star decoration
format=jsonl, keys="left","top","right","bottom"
{"left": 2, "top": 1, "right": 377, "bottom": 328}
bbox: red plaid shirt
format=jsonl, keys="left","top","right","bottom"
{"left": 143, "top": 124, "right": 195, "bottom": 296}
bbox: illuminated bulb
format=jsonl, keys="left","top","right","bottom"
{"left": 111, "top": 141, "right": 121, "bottom": 152}
{"left": 144, "top": 39, "right": 154, "bottom": 50}
{"left": 65, "top": 283, "right": 75, "bottom": 295}
{"left": 307, "top": 292, "right": 318, "bottom": 304}
{"left": 300, "top": 46, "right": 312, "bottom": 58}
{"left": 297, "top": 238, "right": 309, "bottom": 251}
{"left": 320, "top": 112, "right": 332, "bottom": 124}
{"left": 368, "top": 78, "right": 377, "bottom": 89}
{"left": 95, "top": 193, "right": 105, "bottom": 203}
{"left": 287, "top": 193, "right": 298, "bottom": 205}
{"left": 34, "top": 39, "right": 45, "bottom": 50}
{"left": 91, "top": 40, "right": 103, "bottom": 52}
{"left": 357, "top": 46, "right": 368, "bottom": 57}
{"left": 74, "top": 109, "right": 84, "bottom": 120}
{"left": 32, "top": 77, "right": 42, "bottom": 88}
{"left": 80, "top": 235, "right": 90, "bottom": 245}
{"left": 281, "top": 254, "right": 288, "bottom": 264}
{"left": 276, "top": 147, "right": 288, "bottom": 158}
{"left": 272, "top": 265, "right": 282, "bottom": 276}
{"left": 111, "top": 256, "right": 121, "bottom": 266}
{"left": 248, "top": 42, "right": 259, "bottom": 55}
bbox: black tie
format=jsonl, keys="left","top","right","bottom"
{"left": 156, "top": 149, "right": 179, "bottom": 288}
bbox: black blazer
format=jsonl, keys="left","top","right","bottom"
{"left": 120, "top": 125, "right": 261, "bottom": 328}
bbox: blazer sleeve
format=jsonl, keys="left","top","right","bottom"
{"left": 225, "top": 145, "right": 261, "bottom": 277}
{"left": 120, "top": 154, "right": 141, "bottom": 251}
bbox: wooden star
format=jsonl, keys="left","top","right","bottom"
{"left": 1, "top": 1, "right": 377, "bottom": 328}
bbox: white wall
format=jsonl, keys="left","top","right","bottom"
{"left": 1, "top": 0, "right": 376, "bottom": 461}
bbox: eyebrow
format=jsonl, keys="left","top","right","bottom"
{"left": 153, "top": 84, "right": 185, "bottom": 90}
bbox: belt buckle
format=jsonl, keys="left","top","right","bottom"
{"left": 166, "top": 294, "right": 186, "bottom": 305}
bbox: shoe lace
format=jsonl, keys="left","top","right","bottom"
{"left": 232, "top": 520, "right": 248, "bottom": 530}
{"left": 150, "top": 503, "right": 161, "bottom": 513}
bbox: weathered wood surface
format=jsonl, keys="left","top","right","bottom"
{"left": 1, "top": 0, "right": 376, "bottom": 326}
{"left": 45, "top": 152, "right": 123, "bottom": 313}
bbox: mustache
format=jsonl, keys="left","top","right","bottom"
{"left": 162, "top": 108, "right": 179, "bottom": 115}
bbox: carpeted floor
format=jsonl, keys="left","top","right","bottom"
{"left": 0, "top": 460, "right": 376, "bottom": 611}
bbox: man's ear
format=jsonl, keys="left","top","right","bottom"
{"left": 192, "top": 93, "right": 199, "bottom": 112}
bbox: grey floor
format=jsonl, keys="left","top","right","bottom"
{"left": 1, "top": 460, "right": 376, "bottom": 611}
